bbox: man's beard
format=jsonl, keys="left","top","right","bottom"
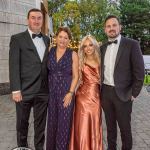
{"left": 108, "top": 31, "right": 119, "bottom": 39}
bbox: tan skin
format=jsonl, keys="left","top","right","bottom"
{"left": 104, "top": 17, "right": 135, "bottom": 101}
{"left": 54, "top": 30, "right": 79, "bottom": 108}
{"left": 83, "top": 39, "right": 99, "bottom": 68}
{"left": 12, "top": 11, "right": 43, "bottom": 102}
{"left": 104, "top": 17, "right": 121, "bottom": 40}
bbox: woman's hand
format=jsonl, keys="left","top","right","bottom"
{"left": 63, "top": 92, "right": 73, "bottom": 108}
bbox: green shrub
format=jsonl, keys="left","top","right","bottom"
{"left": 144, "top": 75, "right": 150, "bottom": 85}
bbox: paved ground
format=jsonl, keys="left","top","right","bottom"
{"left": 0, "top": 87, "right": 150, "bottom": 150}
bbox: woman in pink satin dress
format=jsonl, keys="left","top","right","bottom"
{"left": 69, "top": 35, "right": 103, "bottom": 150}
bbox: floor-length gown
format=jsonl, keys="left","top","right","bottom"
{"left": 69, "top": 63, "right": 103, "bottom": 150}
{"left": 46, "top": 47, "right": 74, "bottom": 150}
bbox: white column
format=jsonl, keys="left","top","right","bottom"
{"left": 35, "top": 0, "right": 42, "bottom": 9}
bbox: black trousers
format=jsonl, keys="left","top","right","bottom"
{"left": 16, "top": 93, "right": 48, "bottom": 150}
{"left": 101, "top": 84, "right": 133, "bottom": 150}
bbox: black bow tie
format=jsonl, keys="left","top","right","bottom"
{"left": 107, "top": 40, "right": 118, "bottom": 45}
{"left": 32, "top": 33, "right": 42, "bottom": 39}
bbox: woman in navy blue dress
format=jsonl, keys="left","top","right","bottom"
{"left": 46, "top": 27, "right": 79, "bottom": 150}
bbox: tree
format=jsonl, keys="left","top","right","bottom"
{"left": 78, "top": 0, "right": 119, "bottom": 41}
{"left": 48, "top": 0, "right": 67, "bottom": 16}
{"left": 52, "top": 1, "right": 81, "bottom": 41}
{"left": 119, "top": 0, "right": 150, "bottom": 54}
{"left": 48, "top": 0, "right": 121, "bottom": 43}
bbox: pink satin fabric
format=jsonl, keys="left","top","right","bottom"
{"left": 69, "top": 63, "right": 103, "bottom": 150}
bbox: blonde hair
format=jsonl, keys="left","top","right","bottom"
{"left": 78, "top": 35, "right": 101, "bottom": 79}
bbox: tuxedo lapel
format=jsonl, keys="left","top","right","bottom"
{"left": 101, "top": 44, "right": 107, "bottom": 63}
{"left": 42, "top": 34, "right": 49, "bottom": 48}
{"left": 42, "top": 34, "right": 49, "bottom": 62}
{"left": 101, "top": 43, "right": 107, "bottom": 82}
{"left": 114, "top": 37, "right": 126, "bottom": 69}
{"left": 101, "top": 43, "right": 107, "bottom": 69}
{"left": 23, "top": 30, "right": 41, "bottom": 62}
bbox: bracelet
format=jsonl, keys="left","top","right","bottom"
{"left": 68, "top": 91, "right": 74, "bottom": 96}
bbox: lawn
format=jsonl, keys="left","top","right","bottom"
{"left": 144, "top": 75, "right": 150, "bottom": 85}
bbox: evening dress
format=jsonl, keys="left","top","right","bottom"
{"left": 69, "top": 63, "right": 103, "bottom": 150}
{"left": 46, "top": 47, "right": 74, "bottom": 150}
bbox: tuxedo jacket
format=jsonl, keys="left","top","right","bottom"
{"left": 101, "top": 36, "right": 145, "bottom": 102}
{"left": 9, "top": 30, "right": 50, "bottom": 99}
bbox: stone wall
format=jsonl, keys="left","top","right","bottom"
{"left": 0, "top": 0, "right": 37, "bottom": 94}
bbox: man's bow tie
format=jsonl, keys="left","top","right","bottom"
{"left": 107, "top": 40, "right": 118, "bottom": 45}
{"left": 32, "top": 33, "right": 42, "bottom": 39}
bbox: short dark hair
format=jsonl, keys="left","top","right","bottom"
{"left": 27, "top": 8, "right": 43, "bottom": 19}
{"left": 104, "top": 15, "right": 121, "bottom": 25}
{"left": 56, "top": 26, "right": 72, "bottom": 40}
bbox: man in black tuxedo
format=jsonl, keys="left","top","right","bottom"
{"left": 9, "top": 8, "right": 50, "bottom": 150}
{"left": 101, "top": 15, "right": 144, "bottom": 150}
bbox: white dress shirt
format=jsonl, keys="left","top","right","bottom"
{"left": 28, "top": 28, "right": 46, "bottom": 61}
{"left": 103, "top": 34, "right": 121, "bottom": 86}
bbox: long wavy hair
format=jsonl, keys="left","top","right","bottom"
{"left": 78, "top": 35, "right": 101, "bottom": 80}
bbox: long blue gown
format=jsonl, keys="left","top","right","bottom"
{"left": 46, "top": 47, "right": 74, "bottom": 150}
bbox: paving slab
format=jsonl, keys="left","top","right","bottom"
{"left": 0, "top": 87, "right": 150, "bottom": 150}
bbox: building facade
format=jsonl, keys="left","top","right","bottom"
{"left": 0, "top": 0, "right": 49, "bottom": 94}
